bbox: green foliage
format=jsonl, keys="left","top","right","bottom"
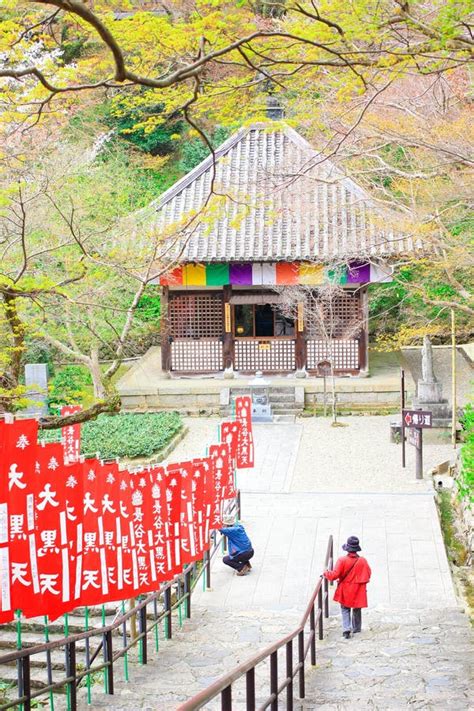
{"left": 136, "top": 288, "right": 161, "bottom": 322}
{"left": 81, "top": 411, "right": 183, "bottom": 459}
{"left": 459, "top": 404, "right": 474, "bottom": 505}
{"left": 104, "top": 96, "right": 184, "bottom": 156}
{"left": 437, "top": 490, "right": 468, "bottom": 565}
{"left": 48, "top": 365, "right": 93, "bottom": 410}
{"left": 23, "top": 340, "right": 55, "bottom": 377}
{"left": 178, "top": 126, "right": 231, "bottom": 173}
{"left": 369, "top": 261, "right": 473, "bottom": 346}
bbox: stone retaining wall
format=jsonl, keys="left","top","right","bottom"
{"left": 120, "top": 386, "right": 408, "bottom": 414}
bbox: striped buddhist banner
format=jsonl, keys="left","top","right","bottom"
{"left": 159, "top": 262, "right": 393, "bottom": 287}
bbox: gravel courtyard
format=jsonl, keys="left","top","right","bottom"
{"left": 169, "top": 415, "right": 456, "bottom": 493}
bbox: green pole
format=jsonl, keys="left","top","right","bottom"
{"left": 154, "top": 621, "right": 159, "bottom": 653}
{"left": 64, "top": 614, "right": 71, "bottom": 711}
{"left": 84, "top": 607, "right": 91, "bottom": 705}
{"left": 138, "top": 618, "right": 143, "bottom": 665}
{"left": 101, "top": 606, "right": 108, "bottom": 691}
{"left": 121, "top": 602, "right": 129, "bottom": 682}
{"left": 16, "top": 610, "right": 23, "bottom": 711}
{"left": 44, "top": 616, "right": 54, "bottom": 711}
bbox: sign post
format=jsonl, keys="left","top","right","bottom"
{"left": 402, "top": 409, "right": 432, "bottom": 480}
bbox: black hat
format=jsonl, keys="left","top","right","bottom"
{"left": 342, "top": 536, "right": 361, "bottom": 552}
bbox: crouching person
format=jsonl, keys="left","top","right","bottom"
{"left": 324, "top": 536, "right": 371, "bottom": 638}
{"left": 219, "top": 515, "right": 254, "bottom": 576}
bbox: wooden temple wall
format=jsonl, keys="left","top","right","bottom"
{"left": 161, "top": 287, "right": 367, "bottom": 375}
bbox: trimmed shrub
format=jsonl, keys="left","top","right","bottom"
{"left": 80, "top": 411, "right": 183, "bottom": 460}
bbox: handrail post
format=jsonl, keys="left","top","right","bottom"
{"left": 324, "top": 575, "right": 329, "bottom": 618}
{"left": 206, "top": 548, "right": 211, "bottom": 589}
{"left": 286, "top": 640, "right": 293, "bottom": 711}
{"left": 270, "top": 650, "right": 278, "bottom": 711}
{"left": 318, "top": 586, "right": 324, "bottom": 640}
{"left": 105, "top": 630, "right": 114, "bottom": 694}
{"left": 310, "top": 604, "right": 316, "bottom": 665}
{"left": 139, "top": 604, "right": 148, "bottom": 665}
{"left": 164, "top": 587, "right": 172, "bottom": 639}
{"left": 65, "top": 641, "right": 77, "bottom": 711}
{"left": 246, "top": 668, "right": 255, "bottom": 711}
{"left": 298, "top": 630, "right": 305, "bottom": 699}
{"left": 237, "top": 489, "right": 242, "bottom": 520}
{"left": 21, "top": 654, "right": 31, "bottom": 711}
{"left": 221, "top": 684, "right": 232, "bottom": 711}
{"left": 185, "top": 568, "right": 192, "bottom": 619}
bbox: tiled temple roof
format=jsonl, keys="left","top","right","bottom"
{"left": 151, "top": 123, "right": 418, "bottom": 263}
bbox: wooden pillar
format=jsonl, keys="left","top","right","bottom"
{"left": 161, "top": 286, "right": 171, "bottom": 372}
{"left": 295, "top": 301, "right": 307, "bottom": 371}
{"left": 222, "top": 285, "right": 233, "bottom": 371}
{"left": 358, "top": 287, "right": 369, "bottom": 375}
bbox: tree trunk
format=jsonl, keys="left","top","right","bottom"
{"left": 90, "top": 347, "right": 106, "bottom": 400}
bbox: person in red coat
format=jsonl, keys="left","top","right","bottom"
{"left": 323, "top": 536, "right": 371, "bottom": 639}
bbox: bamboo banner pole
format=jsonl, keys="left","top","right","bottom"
{"left": 129, "top": 598, "right": 137, "bottom": 641}
{"left": 451, "top": 309, "right": 457, "bottom": 448}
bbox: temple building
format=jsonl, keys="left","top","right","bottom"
{"left": 153, "top": 122, "right": 416, "bottom": 377}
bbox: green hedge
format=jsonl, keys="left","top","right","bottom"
{"left": 40, "top": 412, "right": 183, "bottom": 460}
{"left": 81, "top": 412, "right": 183, "bottom": 460}
{"left": 459, "top": 404, "right": 474, "bottom": 505}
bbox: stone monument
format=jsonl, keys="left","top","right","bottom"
{"left": 250, "top": 371, "right": 273, "bottom": 423}
{"left": 413, "top": 336, "right": 451, "bottom": 429}
{"left": 24, "top": 363, "right": 49, "bottom": 417}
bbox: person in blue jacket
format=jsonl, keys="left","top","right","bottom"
{"left": 219, "top": 515, "right": 254, "bottom": 576}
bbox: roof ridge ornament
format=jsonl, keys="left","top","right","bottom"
{"left": 266, "top": 95, "right": 285, "bottom": 121}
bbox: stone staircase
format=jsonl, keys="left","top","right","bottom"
{"left": 221, "top": 385, "right": 304, "bottom": 421}
{"left": 0, "top": 602, "right": 170, "bottom": 705}
{"left": 48, "top": 604, "right": 473, "bottom": 710}
{"left": 0, "top": 605, "right": 120, "bottom": 702}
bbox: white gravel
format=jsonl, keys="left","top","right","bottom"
{"left": 291, "top": 415, "right": 457, "bottom": 493}
{"left": 165, "top": 415, "right": 457, "bottom": 494}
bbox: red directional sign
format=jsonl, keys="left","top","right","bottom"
{"left": 402, "top": 409, "right": 433, "bottom": 428}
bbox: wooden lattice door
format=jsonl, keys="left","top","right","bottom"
{"left": 168, "top": 293, "right": 224, "bottom": 372}
{"left": 305, "top": 290, "right": 363, "bottom": 373}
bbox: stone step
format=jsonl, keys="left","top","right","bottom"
{"left": 0, "top": 665, "right": 55, "bottom": 692}
{"left": 1, "top": 648, "right": 67, "bottom": 671}
{"left": 273, "top": 415, "right": 296, "bottom": 423}
{"left": 268, "top": 394, "right": 296, "bottom": 403}
{"left": 272, "top": 408, "right": 300, "bottom": 415}
{"left": 0, "top": 613, "right": 117, "bottom": 637}
{"left": 230, "top": 386, "right": 296, "bottom": 395}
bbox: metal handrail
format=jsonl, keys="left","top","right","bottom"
{"left": 177, "top": 534, "right": 334, "bottom": 711}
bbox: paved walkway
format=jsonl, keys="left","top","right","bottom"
{"left": 83, "top": 418, "right": 472, "bottom": 709}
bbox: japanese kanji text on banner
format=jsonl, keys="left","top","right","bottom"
{"left": 0, "top": 405, "right": 253, "bottom": 622}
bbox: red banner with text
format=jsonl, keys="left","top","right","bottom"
{"left": 0, "top": 406, "right": 253, "bottom": 621}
